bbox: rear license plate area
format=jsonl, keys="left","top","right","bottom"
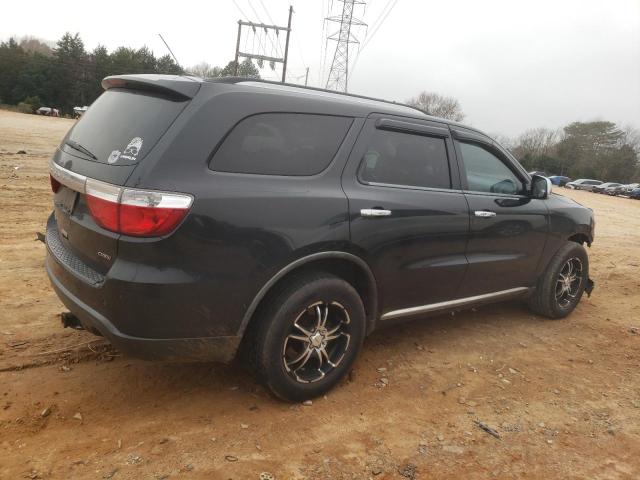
{"left": 54, "top": 186, "right": 78, "bottom": 215}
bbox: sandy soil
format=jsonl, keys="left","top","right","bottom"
{"left": 0, "top": 109, "right": 639, "bottom": 480}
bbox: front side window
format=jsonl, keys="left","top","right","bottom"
{"left": 359, "top": 129, "right": 451, "bottom": 189}
{"left": 210, "top": 113, "right": 353, "bottom": 176}
{"left": 458, "top": 141, "right": 524, "bottom": 195}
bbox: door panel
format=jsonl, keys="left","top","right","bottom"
{"left": 460, "top": 193, "right": 548, "bottom": 296}
{"left": 452, "top": 133, "right": 549, "bottom": 297}
{"left": 342, "top": 115, "right": 470, "bottom": 315}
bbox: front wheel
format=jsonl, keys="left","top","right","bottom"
{"left": 246, "top": 273, "right": 366, "bottom": 402}
{"left": 528, "top": 242, "right": 590, "bottom": 319}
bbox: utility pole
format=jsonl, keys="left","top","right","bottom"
{"left": 232, "top": 5, "right": 293, "bottom": 82}
{"left": 304, "top": 67, "right": 309, "bottom": 86}
{"left": 233, "top": 22, "right": 242, "bottom": 76}
{"left": 282, "top": 5, "right": 293, "bottom": 82}
{"left": 325, "top": 0, "right": 366, "bottom": 92}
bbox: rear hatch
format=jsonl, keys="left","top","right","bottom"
{"left": 50, "top": 75, "right": 199, "bottom": 276}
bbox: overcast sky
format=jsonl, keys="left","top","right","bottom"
{"left": 4, "top": 0, "right": 639, "bottom": 136}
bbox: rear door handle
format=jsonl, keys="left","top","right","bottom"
{"left": 474, "top": 210, "right": 496, "bottom": 218}
{"left": 361, "top": 208, "right": 392, "bottom": 217}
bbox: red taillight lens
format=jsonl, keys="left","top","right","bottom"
{"left": 85, "top": 179, "right": 121, "bottom": 232}
{"left": 84, "top": 179, "right": 192, "bottom": 237}
{"left": 119, "top": 188, "right": 191, "bottom": 237}
{"left": 50, "top": 174, "right": 61, "bottom": 193}
{"left": 86, "top": 194, "right": 120, "bottom": 232}
{"left": 119, "top": 204, "right": 189, "bottom": 236}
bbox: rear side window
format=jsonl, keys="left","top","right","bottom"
{"left": 359, "top": 129, "right": 451, "bottom": 189}
{"left": 211, "top": 113, "right": 353, "bottom": 176}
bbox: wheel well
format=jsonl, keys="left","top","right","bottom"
{"left": 241, "top": 257, "right": 378, "bottom": 339}
{"left": 568, "top": 233, "right": 590, "bottom": 246}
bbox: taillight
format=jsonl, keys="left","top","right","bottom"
{"left": 85, "top": 179, "right": 121, "bottom": 232}
{"left": 50, "top": 174, "right": 61, "bottom": 193}
{"left": 119, "top": 188, "right": 192, "bottom": 236}
{"left": 85, "top": 178, "right": 192, "bottom": 237}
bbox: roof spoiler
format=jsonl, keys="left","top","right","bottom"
{"left": 102, "top": 74, "right": 202, "bottom": 100}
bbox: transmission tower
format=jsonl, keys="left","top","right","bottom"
{"left": 325, "top": 0, "right": 366, "bottom": 92}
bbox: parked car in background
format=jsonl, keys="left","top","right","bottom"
{"left": 73, "top": 106, "right": 89, "bottom": 119}
{"left": 565, "top": 179, "right": 602, "bottom": 190}
{"left": 36, "top": 106, "right": 60, "bottom": 117}
{"left": 593, "top": 182, "right": 621, "bottom": 194}
{"left": 45, "top": 74, "right": 596, "bottom": 401}
{"left": 602, "top": 184, "right": 622, "bottom": 195}
{"left": 549, "top": 175, "right": 572, "bottom": 187}
{"left": 612, "top": 183, "right": 640, "bottom": 196}
{"left": 630, "top": 187, "right": 640, "bottom": 199}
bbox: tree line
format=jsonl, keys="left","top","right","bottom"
{"left": 0, "top": 33, "right": 259, "bottom": 116}
{"left": 408, "top": 91, "right": 639, "bottom": 183}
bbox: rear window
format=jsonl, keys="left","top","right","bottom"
{"left": 210, "top": 113, "right": 353, "bottom": 176}
{"left": 65, "top": 89, "right": 188, "bottom": 165}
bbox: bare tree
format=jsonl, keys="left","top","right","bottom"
{"left": 622, "top": 125, "right": 640, "bottom": 155}
{"left": 406, "top": 91, "right": 465, "bottom": 121}
{"left": 490, "top": 133, "right": 516, "bottom": 152}
{"left": 516, "top": 127, "right": 561, "bottom": 158}
{"left": 187, "top": 62, "right": 222, "bottom": 78}
{"left": 18, "top": 36, "right": 54, "bottom": 56}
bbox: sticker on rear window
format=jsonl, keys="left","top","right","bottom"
{"left": 120, "top": 137, "right": 143, "bottom": 162}
{"left": 107, "top": 150, "right": 121, "bottom": 164}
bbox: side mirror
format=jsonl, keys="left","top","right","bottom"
{"left": 530, "top": 174, "right": 552, "bottom": 199}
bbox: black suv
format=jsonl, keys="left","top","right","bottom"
{"left": 46, "top": 75, "right": 595, "bottom": 401}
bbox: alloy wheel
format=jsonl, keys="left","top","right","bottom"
{"left": 555, "top": 257, "right": 583, "bottom": 308}
{"left": 282, "top": 301, "right": 351, "bottom": 383}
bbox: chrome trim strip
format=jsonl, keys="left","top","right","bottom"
{"left": 49, "top": 159, "right": 87, "bottom": 193}
{"left": 380, "top": 287, "right": 530, "bottom": 321}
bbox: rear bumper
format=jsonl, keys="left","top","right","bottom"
{"left": 46, "top": 257, "right": 240, "bottom": 362}
{"left": 45, "top": 214, "right": 240, "bottom": 363}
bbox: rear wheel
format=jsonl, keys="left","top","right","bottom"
{"left": 246, "top": 273, "right": 366, "bottom": 401}
{"left": 528, "top": 242, "right": 589, "bottom": 319}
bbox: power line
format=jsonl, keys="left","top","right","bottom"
{"left": 360, "top": 0, "right": 397, "bottom": 51}
{"left": 248, "top": 0, "right": 285, "bottom": 66}
{"left": 231, "top": 0, "right": 251, "bottom": 21}
{"left": 350, "top": 0, "right": 397, "bottom": 77}
{"left": 258, "top": 0, "right": 276, "bottom": 25}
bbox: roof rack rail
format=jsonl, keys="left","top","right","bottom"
{"left": 205, "top": 76, "right": 427, "bottom": 116}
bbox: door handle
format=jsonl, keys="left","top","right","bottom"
{"left": 361, "top": 208, "right": 392, "bottom": 217}
{"left": 474, "top": 210, "right": 497, "bottom": 218}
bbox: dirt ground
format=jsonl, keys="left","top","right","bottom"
{"left": 0, "top": 109, "right": 638, "bottom": 480}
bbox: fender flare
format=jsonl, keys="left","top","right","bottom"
{"left": 237, "top": 251, "right": 378, "bottom": 337}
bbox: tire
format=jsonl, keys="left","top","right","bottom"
{"left": 245, "top": 273, "right": 366, "bottom": 402}
{"left": 528, "top": 242, "right": 589, "bottom": 319}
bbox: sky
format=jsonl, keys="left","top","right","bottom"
{"left": 4, "top": 0, "right": 640, "bottom": 137}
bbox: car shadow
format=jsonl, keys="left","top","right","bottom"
{"left": 74, "top": 300, "right": 540, "bottom": 412}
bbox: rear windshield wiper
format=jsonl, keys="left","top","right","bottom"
{"left": 64, "top": 140, "right": 97, "bottom": 160}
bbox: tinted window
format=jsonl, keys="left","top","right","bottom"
{"left": 211, "top": 113, "right": 352, "bottom": 176}
{"left": 359, "top": 129, "right": 451, "bottom": 189}
{"left": 458, "top": 142, "right": 524, "bottom": 195}
{"left": 67, "top": 89, "right": 188, "bottom": 165}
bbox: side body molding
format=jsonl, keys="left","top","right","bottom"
{"left": 238, "top": 251, "right": 378, "bottom": 337}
